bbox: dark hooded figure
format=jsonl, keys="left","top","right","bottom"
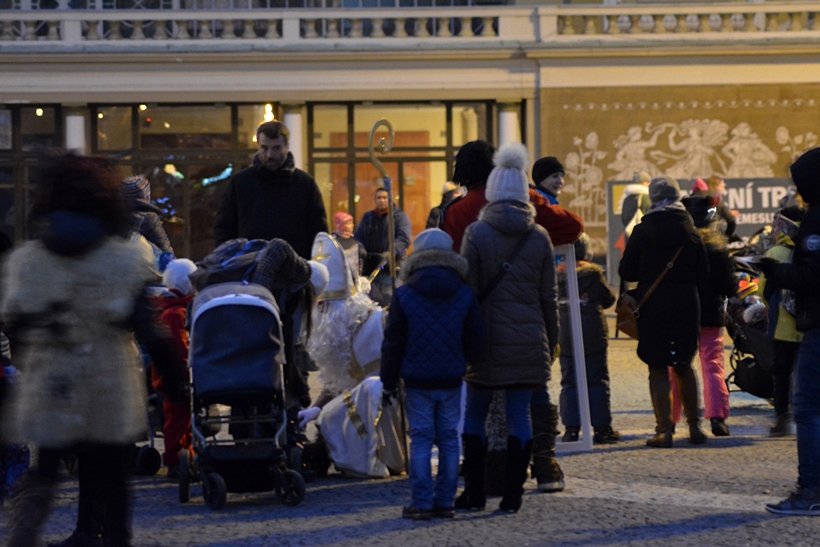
{"left": 759, "top": 147, "right": 820, "bottom": 516}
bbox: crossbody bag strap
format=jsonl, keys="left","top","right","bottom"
{"left": 636, "top": 245, "right": 684, "bottom": 309}
{"left": 478, "top": 229, "right": 532, "bottom": 302}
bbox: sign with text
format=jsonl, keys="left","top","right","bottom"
{"left": 605, "top": 178, "right": 792, "bottom": 286}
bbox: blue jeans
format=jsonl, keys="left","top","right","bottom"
{"left": 793, "top": 328, "right": 820, "bottom": 492}
{"left": 463, "top": 386, "right": 533, "bottom": 444}
{"left": 404, "top": 387, "right": 461, "bottom": 510}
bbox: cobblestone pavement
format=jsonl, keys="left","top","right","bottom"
{"left": 2, "top": 325, "right": 817, "bottom": 546}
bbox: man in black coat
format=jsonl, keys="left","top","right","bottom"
{"left": 760, "top": 147, "right": 820, "bottom": 516}
{"left": 214, "top": 120, "right": 328, "bottom": 259}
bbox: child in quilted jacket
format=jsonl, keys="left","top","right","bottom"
{"left": 380, "top": 228, "right": 483, "bottom": 520}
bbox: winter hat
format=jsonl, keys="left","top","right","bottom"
{"left": 632, "top": 171, "right": 651, "bottom": 184}
{"left": 333, "top": 211, "right": 353, "bottom": 232}
{"left": 413, "top": 228, "right": 453, "bottom": 254}
{"left": 485, "top": 143, "right": 530, "bottom": 203}
{"left": 308, "top": 259, "right": 330, "bottom": 295}
{"left": 162, "top": 258, "right": 197, "bottom": 296}
{"left": 648, "top": 176, "right": 680, "bottom": 204}
{"left": 682, "top": 195, "right": 717, "bottom": 228}
{"left": 690, "top": 178, "right": 709, "bottom": 195}
{"left": 790, "top": 147, "right": 820, "bottom": 204}
{"left": 531, "top": 156, "right": 564, "bottom": 185}
{"left": 573, "top": 232, "right": 590, "bottom": 261}
{"left": 122, "top": 175, "right": 151, "bottom": 202}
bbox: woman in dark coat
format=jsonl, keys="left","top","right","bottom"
{"left": 619, "top": 176, "right": 709, "bottom": 448}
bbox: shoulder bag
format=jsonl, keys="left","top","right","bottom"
{"left": 616, "top": 245, "right": 684, "bottom": 340}
{"left": 478, "top": 229, "right": 532, "bottom": 302}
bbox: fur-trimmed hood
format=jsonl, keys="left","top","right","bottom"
{"left": 400, "top": 249, "right": 468, "bottom": 281}
{"left": 400, "top": 249, "right": 469, "bottom": 299}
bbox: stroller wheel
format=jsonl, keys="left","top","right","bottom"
{"left": 277, "top": 469, "right": 305, "bottom": 507}
{"left": 135, "top": 446, "right": 162, "bottom": 476}
{"left": 178, "top": 449, "right": 191, "bottom": 504}
{"left": 203, "top": 472, "right": 227, "bottom": 510}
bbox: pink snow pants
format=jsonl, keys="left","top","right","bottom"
{"left": 671, "top": 326, "right": 730, "bottom": 422}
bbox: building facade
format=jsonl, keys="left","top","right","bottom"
{"left": 1, "top": 2, "right": 818, "bottom": 260}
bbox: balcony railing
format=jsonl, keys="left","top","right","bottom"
{"left": 0, "top": 4, "right": 817, "bottom": 47}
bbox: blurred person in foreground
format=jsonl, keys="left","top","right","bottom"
{"left": 2, "top": 153, "right": 186, "bottom": 546}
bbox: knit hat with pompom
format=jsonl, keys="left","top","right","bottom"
{"left": 485, "top": 143, "right": 530, "bottom": 203}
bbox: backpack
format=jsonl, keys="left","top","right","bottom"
{"left": 425, "top": 190, "right": 464, "bottom": 229}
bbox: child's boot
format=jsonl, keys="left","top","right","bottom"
{"left": 531, "top": 402, "right": 564, "bottom": 492}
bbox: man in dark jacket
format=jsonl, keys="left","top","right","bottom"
{"left": 760, "top": 147, "right": 820, "bottom": 516}
{"left": 355, "top": 187, "right": 412, "bottom": 307}
{"left": 214, "top": 121, "right": 328, "bottom": 259}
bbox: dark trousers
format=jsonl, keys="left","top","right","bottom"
{"left": 37, "top": 443, "right": 133, "bottom": 545}
{"left": 772, "top": 339, "right": 799, "bottom": 417}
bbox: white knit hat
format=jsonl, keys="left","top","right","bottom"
{"left": 485, "top": 143, "right": 530, "bottom": 203}
{"left": 162, "top": 258, "right": 197, "bottom": 295}
{"left": 413, "top": 228, "right": 453, "bottom": 253}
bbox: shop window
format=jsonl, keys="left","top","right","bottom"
{"left": 96, "top": 106, "right": 133, "bottom": 151}
{"left": 354, "top": 104, "right": 447, "bottom": 149}
{"left": 238, "top": 103, "right": 280, "bottom": 149}
{"left": 21, "top": 106, "right": 59, "bottom": 151}
{"left": 0, "top": 110, "right": 11, "bottom": 151}
{"left": 139, "top": 105, "right": 231, "bottom": 150}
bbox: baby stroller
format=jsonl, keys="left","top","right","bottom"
{"left": 724, "top": 267, "right": 774, "bottom": 401}
{"left": 177, "top": 281, "right": 305, "bottom": 509}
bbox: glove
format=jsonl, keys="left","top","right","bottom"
{"left": 756, "top": 256, "right": 779, "bottom": 279}
{"left": 356, "top": 276, "right": 371, "bottom": 294}
{"left": 308, "top": 260, "right": 329, "bottom": 295}
{"left": 382, "top": 388, "right": 397, "bottom": 407}
{"left": 297, "top": 406, "right": 321, "bottom": 429}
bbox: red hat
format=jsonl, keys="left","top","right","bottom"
{"left": 334, "top": 212, "right": 353, "bottom": 231}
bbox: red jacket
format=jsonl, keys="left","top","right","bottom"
{"left": 442, "top": 187, "right": 584, "bottom": 252}
{"left": 150, "top": 289, "right": 192, "bottom": 393}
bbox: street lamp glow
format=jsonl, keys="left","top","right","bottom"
{"left": 35, "top": 108, "right": 44, "bottom": 117}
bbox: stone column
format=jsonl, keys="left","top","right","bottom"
{"left": 283, "top": 103, "right": 305, "bottom": 169}
{"left": 64, "top": 106, "right": 88, "bottom": 155}
{"left": 498, "top": 102, "right": 522, "bottom": 146}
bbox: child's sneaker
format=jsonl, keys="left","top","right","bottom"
{"left": 561, "top": 428, "right": 579, "bottom": 443}
{"left": 402, "top": 506, "right": 432, "bottom": 520}
{"left": 765, "top": 488, "right": 820, "bottom": 516}
{"left": 593, "top": 427, "right": 621, "bottom": 445}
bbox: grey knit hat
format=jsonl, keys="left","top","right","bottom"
{"left": 648, "top": 176, "right": 680, "bottom": 204}
{"left": 122, "top": 175, "right": 150, "bottom": 202}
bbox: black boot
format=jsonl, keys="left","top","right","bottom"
{"left": 7, "top": 474, "right": 56, "bottom": 547}
{"left": 531, "top": 401, "right": 564, "bottom": 493}
{"left": 455, "top": 434, "right": 486, "bottom": 511}
{"left": 498, "top": 436, "right": 532, "bottom": 513}
{"left": 646, "top": 368, "right": 673, "bottom": 448}
{"left": 673, "top": 366, "right": 707, "bottom": 445}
